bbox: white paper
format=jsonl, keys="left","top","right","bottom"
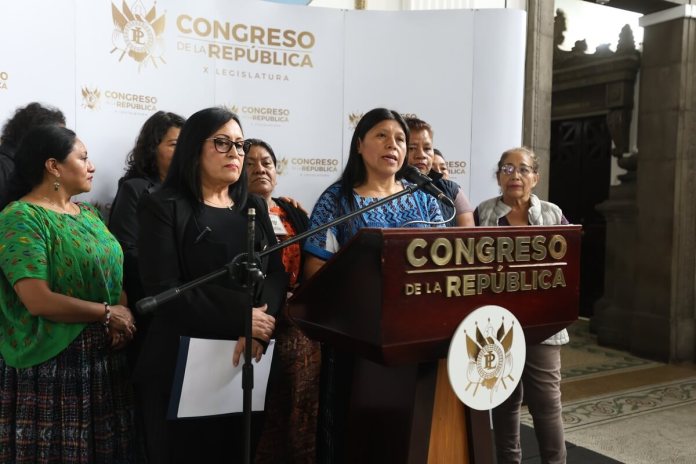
{"left": 175, "top": 338, "right": 275, "bottom": 418}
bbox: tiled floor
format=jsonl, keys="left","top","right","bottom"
{"left": 519, "top": 319, "right": 696, "bottom": 464}
{"left": 558, "top": 319, "right": 696, "bottom": 403}
{"left": 562, "top": 364, "right": 696, "bottom": 403}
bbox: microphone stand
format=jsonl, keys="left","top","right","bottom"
{"left": 135, "top": 182, "right": 423, "bottom": 464}
{"left": 136, "top": 184, "right": 423, "bottom": 314}
{"left": 243, "top": 208, "right": 264, "bottom": 464}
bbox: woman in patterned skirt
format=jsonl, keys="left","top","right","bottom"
{"left": 245, "top": 138, "right": 320, "bottom": 463}
{"left": 303, "top": 108, "right": 445, "bottom": 462}
{"left": 0, "top": 125, "right": 137, "bottom": 463}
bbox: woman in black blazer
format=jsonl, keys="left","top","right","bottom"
{"left": 135, "top": 108, "right": 288, "bottom": 463}
{"left": 109, "top": 111, "right": 185, "bottom": 365}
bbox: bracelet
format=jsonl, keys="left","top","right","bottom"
{"left": 102, "top": 302, "right": 111, "bottom": 332}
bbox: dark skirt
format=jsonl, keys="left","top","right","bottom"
{"left": 255, "top": 320, "right": 321, "bottom": 464}
{"left": 0, "top": 323, "right": 136, "bottom": 464}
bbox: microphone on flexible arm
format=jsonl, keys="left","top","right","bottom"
{"left": 403, "top": 165, "right": 449, "bottom": 202}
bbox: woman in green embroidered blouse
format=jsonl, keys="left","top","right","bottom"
{"left": 0, "top": 125, "right": 137, "bottom": 463}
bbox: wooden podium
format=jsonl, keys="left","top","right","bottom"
{"left": 288, "top": 226, "right": 581, "bottom": 463}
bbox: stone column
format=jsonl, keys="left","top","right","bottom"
{"left": 592, "top": 163, "right": 638, "bottom": 349}
{"left": 523, "top": 0, "right": 554, "bottom": 200}
{"left": 591, "top": 26, "right": 641, "bottom": 347}
{"left": 632, "top": 6, "right": 696, "bottom": 361}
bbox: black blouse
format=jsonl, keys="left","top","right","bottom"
{"left": 134, "top": 191, "right": 288, "bottom": 389}
{"left": 183, "top": 204, "right": 285, "bottom": 290}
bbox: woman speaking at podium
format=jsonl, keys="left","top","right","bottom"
{"left": 475, "top": 147, "right": 569, "bottom": 464}
{"left": 303, "top": 108, "right": 444, "bottom": 461}
{"left": 135, "top": 108, "right": 288, "bottom": 463}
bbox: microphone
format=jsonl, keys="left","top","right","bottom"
{"left": 194, "top": 226, "right": 212, "bottom": 244}
{"left": 403, "top": 165, "right": 448, "bottom": 201}
{"left": 136, "top": 288, "right": 181, "bottom": 315}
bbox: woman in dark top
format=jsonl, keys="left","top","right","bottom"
{"left": 109, "top": 110, "right": 185, "bottom": 308}
{"left": 432, "top": 148, "right": 449, "bottom": 178}
{"left": 245, "top": 138, "right": 320, "bottom": 463}
{"left": 135, "top": 108, "right": 288, "bottom": 463}
{"left": 405, "top": 117, "right": 475, "bottom": 227}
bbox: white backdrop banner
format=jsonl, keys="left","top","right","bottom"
{"left": 0, "top": 0, "right": 525, "bottom": 210}
{"left": 0, "top": 1, "right": 77, "bottom": 145}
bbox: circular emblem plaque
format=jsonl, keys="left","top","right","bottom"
{"left": 447, "top": 305, "right": 526, "bottom": 411}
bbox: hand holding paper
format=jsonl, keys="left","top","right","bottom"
{"left": 168, "top": 337, "right": 275, "bottom": 419}
{"left": 233, "top": 337, "right": 264, "bottom": 366}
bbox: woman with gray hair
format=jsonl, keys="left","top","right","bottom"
{"left": 474, "top": 146, "right": 569, "bottom": 464}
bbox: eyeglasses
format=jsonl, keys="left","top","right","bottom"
{"left": 206, "top": 137, "right": 248, "bottom": 155}
{"left": 499, "top": 163, "right": 535, "bottom": 177}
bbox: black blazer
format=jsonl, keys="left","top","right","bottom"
{"left": 108, "top": 176, "right": 159, "bottom": 306}
{"left": 134, "top": 188, "right": 288, "bottom": 391}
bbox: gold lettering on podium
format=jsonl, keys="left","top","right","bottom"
{"left": 405, "top": 238, "right": 427, "bottom": 267}
{"left": 405, "top": 235, "right": 567, "bottom": 268}
{"left": 403, "top": 233, "right": 570, "bottom": 298}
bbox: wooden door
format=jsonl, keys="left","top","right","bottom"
{"left": 550, "top": 116, "right": 611, "bottom": 317}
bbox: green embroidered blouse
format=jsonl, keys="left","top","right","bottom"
{"left": 0, "top": 201, "right": 123, "bottom": 368}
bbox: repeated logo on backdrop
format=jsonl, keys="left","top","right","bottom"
{"left": 0, "top": 71, "right": 8, "bottom": 90}
{"left": 111, "top": 1, "right": 166, "bottom": 70}
{"left": 348, "top": 113, "right": 362, "bottom": 130}
{"left": 81, "top": 87, "right": 101, "bottom": 109}
{"left": 81, "top": 85, "right": 158, "bottom": 114}
{"left": 447, "top": 160, "right": 467, "bottom": 175}
{"left": 275, "top": 158, "right": 289, "bottom": 175}
{"left": 275, "top": 157, "right": 337, "bottom": 177}
{"left": 245, "top": 106, "right": 290, "bottom": 125}
{"left": 224, "top": 103, "right": 291, "bottom": 126}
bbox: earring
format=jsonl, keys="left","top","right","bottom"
{"left": 53, "top": 175, "right": 61, "bottom": 191}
